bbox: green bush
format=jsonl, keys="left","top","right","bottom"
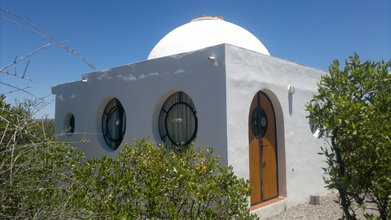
{"left": 306, "top": 54, "right": 391, "bottom": 220}
{"left": 70, "top": 139, "right": 256, "bottom": 219}
{"left": 0, "top": 95, "right": 84, "bottom": 219}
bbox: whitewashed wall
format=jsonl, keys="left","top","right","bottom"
{"left": 52, "top": 45, "right": 228, "bottom": 163}
{"left": 225, "top": 45, "right": 327, "bottom": 216}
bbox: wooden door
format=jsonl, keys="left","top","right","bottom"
{"left": 249, "top": 91, "right": 278, "bottom": 205}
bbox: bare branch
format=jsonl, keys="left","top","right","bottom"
{"left": 0, "top": 70, "right": 34, "bottom": 81}
{"left": 1, "top": 86, "right": 33, "bottom": 95}
{"left": 0, "top": 81, "right": 37, "bottom": 98}
{"left": 41, "top": 119, "right": 47, "bottom": 140}
{"left": 0, "top": 41, "right": 56, "bottom": 78}
{"left": 22, "top": 60, "right": 30, "bottom": 78}
{"left": 0, "top": 16, "right": 42, "bottom": 36}
{"left": 0, "top": 121, "right": 9, "bottom": 145}
{"left": 0, "top": 8, "right": 96, "bottom": 70}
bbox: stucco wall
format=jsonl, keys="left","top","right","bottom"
{"left": 225, "top": 44, "right": 327, "bottom": 209}
{"left": 52, "top": 45, "right": 228, "bottom": 164}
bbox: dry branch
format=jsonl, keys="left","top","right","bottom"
{"left": 0, "top": 81, "right": 37, "bottom": 98}
{"left": 0, "top": 8, "right": 96, "bottom": 70}
{"left": 0, "top": 41, "right": 57, "bottom": 80}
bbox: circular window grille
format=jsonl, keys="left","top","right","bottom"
{"left": 158, "top": 92, "right": 197, "bottom": 147}
{"left": 102, "top": 98, "right": 126, "bottom": 150}
{"left": 64, "top": 113, "right": 75, "bottom": 135}
{"left": 251, "top": 106, "right": 268, "bottom": 139}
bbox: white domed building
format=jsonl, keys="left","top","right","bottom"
{"left": 52, "top": 16, "right": 327, "bottom": 218}
{"left": 148, "top": 16, "right": 270, "bottom": 59}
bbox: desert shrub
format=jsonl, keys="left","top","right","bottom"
{"left": 0, "top": 95, "right": 84, "bottom": 219}
{"left": 69, "top": 139, "right": 256, "bottom": 219}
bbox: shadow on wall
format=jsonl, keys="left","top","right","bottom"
{"left": 288, "top": 94, "right": 293, "bottom": 115}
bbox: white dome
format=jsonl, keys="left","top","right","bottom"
{"left": 147, "top": 16, "right": 270, "bottom": 60}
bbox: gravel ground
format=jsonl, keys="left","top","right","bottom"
{"left": 265, "top": 192, "right": 380, "bottom": 220}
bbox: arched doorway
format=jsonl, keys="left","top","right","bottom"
{"left": 249, "top": 91, "right": 278, "bottom": 205}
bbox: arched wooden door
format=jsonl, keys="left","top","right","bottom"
{"left": 249, "top": 91, "right": 278, "bottom": 205}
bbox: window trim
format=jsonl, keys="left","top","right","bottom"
{"left": 64, "top": 113, "right": 75, "bottom": 135}
{"left": 251, "top": 106, "right": 268, "bottom": 139}
{"left": 158, "top": 92, "right": 198, "bottom": 146}
{"left": 101, "top": 98, "right": 126, "bottom": 150}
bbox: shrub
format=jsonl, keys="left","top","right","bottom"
{"left": 306, "top": 54, "right": 391, "bottom": 219}
{"left": 0, "top": 95, "right": 84, "bottom": 219}
{"left": 69, "top": 139, "right": 256, "bottom": 219}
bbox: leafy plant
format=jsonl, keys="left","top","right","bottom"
{"left": 69, "top": 139, "right": 256, "bottom": 219}
{"left": 0, "top": 95, "right": 84, "bottom": 219}
{"left": 306, "top": 54, "right": 391, "bottom": 220}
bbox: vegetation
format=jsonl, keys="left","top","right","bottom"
{"left": 70, "top": 140, "right": 256, "bottom": 219}
{"left": 0, "top": 95, "right": 84, "bottom": 219}
{"left": 306, "top": 54, "right": 391, "bottom": 220}
{"left": 0, "top": 95, "right": 255, "bottom": 219}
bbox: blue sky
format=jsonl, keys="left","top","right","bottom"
{"left": 1, "top": 0, "right": 390, "bottom": 118}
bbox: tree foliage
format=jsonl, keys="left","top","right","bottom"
{"left": 1, "top": 96, "right": 255, "bottom": 219}
{"left": 306, "top": 54, "right": 391, "bottom": 220}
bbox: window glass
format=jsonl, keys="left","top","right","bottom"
{"left": 64, "top": 113, "right": 75, "bottom": 135}
{"left": 159, "top": 92, "right": 197, "bottom": 147}
{"left": 102, "top": 98, "right": 126, "bottom": 150}
{"left": 309, "top": 114, "right": 320, "bottom": 138}
{"left": 251, "top": 106, "right": 268, "bottom": 139}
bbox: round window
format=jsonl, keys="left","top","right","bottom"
{"left": 158, "top": 92, "right": 197, "bottom": 147}
{"left": 251, "top": 106, "right": 268, "bottom": 139}
{"left": 64, "top": 113, "right": 75, "bottom": 135}
{"left": 102, "top": 98, "right": 126, "bottom": 150}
